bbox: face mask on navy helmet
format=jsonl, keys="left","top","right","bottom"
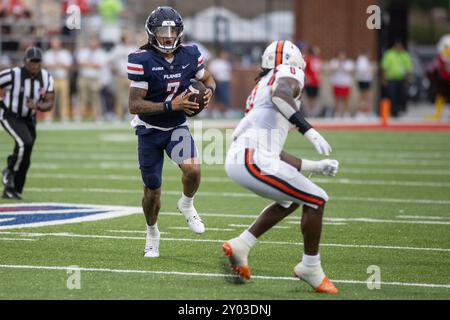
{"left": 145, "top": 6, "right": 184, "bottom": 54}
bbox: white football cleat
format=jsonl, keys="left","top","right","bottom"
{"left": 177, "top": 198, "right": 205, "bottom": 234}
{"left": 143, "top": 237, "right": 159, "bottom": 258}
{"left": 293, "top": 262, "right": 338, "bottom": 294}
{"left": 222, "top": 237, "right": 251, "bottom": 280}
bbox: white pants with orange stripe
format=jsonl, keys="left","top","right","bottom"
{"left": 225, "top": 142, "right": 329, "bottom": 209}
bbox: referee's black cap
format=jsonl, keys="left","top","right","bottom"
{"left": 24, "top": 47, "right": 43, "bottom": 62}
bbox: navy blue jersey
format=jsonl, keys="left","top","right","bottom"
{"left": 127, "top": 44, "right": 204, "bottom": 128}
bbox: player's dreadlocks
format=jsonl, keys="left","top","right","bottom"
{"left": 254, "top": 68, "right": 271, "bottom": 82}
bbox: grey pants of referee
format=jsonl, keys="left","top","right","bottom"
{"left": 0, "top": 108, "right": 36, "bottom": 194}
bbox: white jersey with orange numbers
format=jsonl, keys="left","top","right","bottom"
{"left": 226, "top": 64, "right": 328, "bottom": 210}
{"left": 232, "top": 64, "right": 305, "bottom": 156}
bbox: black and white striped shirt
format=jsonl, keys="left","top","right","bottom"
{"left": 0, "top": 67, "right": 54, "bottom": 118}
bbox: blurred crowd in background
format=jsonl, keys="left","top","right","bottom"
{"left": 0, "top": 0, "right": 449, "bottom": 123}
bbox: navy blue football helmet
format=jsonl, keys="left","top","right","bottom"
{"left": 145, "top": 6, "right": 184, "bottom": 53}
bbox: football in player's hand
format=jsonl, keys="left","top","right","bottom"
{"left": 185, "top": 81, "right": 207, "bottom": 117}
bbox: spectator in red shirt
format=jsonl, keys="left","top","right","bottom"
{"left": 329, "top": 50, "right": 355, "bottom": 118}
{"left": 62, "top": 0, "right": 91, "bottom": 15}
{"left": 303, "top": 46, "right": 323, "bottom": 117}
{"left": 0, "top": 0, "right": 25, "bottom": 16}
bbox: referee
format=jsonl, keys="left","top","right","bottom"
{"left": 0, "top": 47, "right": 55, "bottom": 199}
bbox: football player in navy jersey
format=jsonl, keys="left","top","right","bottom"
{"left": 127, "top": 6, "right": 216, "bottom": 258}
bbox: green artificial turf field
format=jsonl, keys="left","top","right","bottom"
{"left": 0, "top": 123, "right": 449, "bottom": 300}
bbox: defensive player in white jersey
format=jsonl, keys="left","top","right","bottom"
{"left": 222, "top": 40, "right": 340, "bottom": 294}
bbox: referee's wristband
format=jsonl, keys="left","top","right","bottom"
{"left": 163, "top": 101, "right": 172, "bottom": 113}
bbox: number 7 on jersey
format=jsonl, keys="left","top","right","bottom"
{"left": 165, "top": 81, "right": 181, "bottom": 101}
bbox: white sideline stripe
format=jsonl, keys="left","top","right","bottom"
{"left": 29, "top": 161, "right": 450, "bottom": 171}
{"left": 160, "top": 211, "right": 450, "bottom": 226}
{"left": 341, "top": 168, "right": 450, "bottom": 176}
{"left": 228, "top": 224, "right": 290, "bottom": 229}
{"left": 23, "top": 152, "right": 450, "bottom": 166}
{"left": 26, "top": 173, "right": 450, "bottom": 188}
{"left": 24, "top": 187, "right": 450, "bottom": 205}
{"left": 0, "top": 238, "right": 36, "bottom": 241}
{"left": 167, "top": 227, "right": 235, "bottom": 231}
{"left": 17, "top": 148, "right": 450, "bottom": 159}
{"left": 326, "top": 158, "right": 450, "bottom": 166}
{"left": 397, "top": 215, "right": 446, "bottom": 220}
{"left": 0, "top": 231, "right": 448, "bottom": 252}
{"left": 323, "top": 222, "right": 348, "bottom": 225}
{"left": 313, "top": 178, "right": 450, "bottom": 188}
{"left": 0, "top": 264, "right": 448, "bottom": 289}
{"left": 105, "top": 230, "right": 170, "bottom": 235}
{"left": 26, "top": 163, "right": 450, "bottom": 177}
{"left": 287, "top": 218, "right": 450, "bottom": 226}
{"left": 334, "top": 196, "right": 450, "bottom": 205}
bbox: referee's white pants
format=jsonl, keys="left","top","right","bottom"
{"left": 224, "top": 142, "right": 329, "bottom": 209}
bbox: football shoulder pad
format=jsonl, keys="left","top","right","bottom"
{"left": 180, "top": 44, "right": 204, "bottom": 71}
{"left": 127, "top": 49, "right": 151, "bottom": 82}
{"left": 273, "top": 64, "right": 305, "bottom": 90}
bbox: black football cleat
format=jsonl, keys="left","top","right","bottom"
{"left": 2, "top": 168, "right": 14, "bottom": 189}
{"left": 2, "top": 168, "right": 9, "bottom": 185}
{"left": 2, "top": 189, "right": 22, "bottom": 200}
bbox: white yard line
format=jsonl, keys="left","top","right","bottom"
{"left": 23, "top": 149, "right": 447, "bottom": 160}
{"left": 26, "top": 173, "right": 450, "bottom": 188}
{"left": 31, "top": 163, "right": 140, "bottom": 170}
{"left": 24, "top": 187, "right": 450, "bottom": 205}
{"left": 323, "top": 222, "right": 348, "bottom": 225}
{"left": 167, "top": 227, "right": 235, "bottom": 231}
{"left": 287, "top": 218, "right": 450, "bottom": 226}
{"left": 228, "top": 224, "right": 290, "bottom": 229}
{"left": 0, "top": 264, "right": 448, "bottom": 289}
{"left": 3, "top": 145, "right": 447, "bottom": 159}
{"left": 0, "top": 231, "right": 448, "bottom": 252}
{"left": 23, "top": 152, "right": 450, "bottom": 164}
{"left": 330, "top": 196, "right": 450, "bottom": 205}
{"left": 341, "top": 168, "right": 450, "bottom": 176}
{"left": 313, "top": 178, "right": 450, "bottom": 188}
{"left": 397, "top": 215, "right": 446, "bottom": 220}
{"left": 29, "top": 161, "right": 450, "bottom": 171}
{"left": 27, "top": 156, "right": 450, "bottom": 167}
{"left": 104, "top": 230, "right": 170, "bottom": 235}
{"left": 0, "top": 238, "right": 36, "bottom": 241}
{"left": 160, "top": 211, "right": 450, "bottom": 225}
{"left": 26, "top": 163, "right": 450, "bottom": 177}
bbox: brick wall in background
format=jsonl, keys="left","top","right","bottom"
{"left": 294, "top": 0, "right": 379, "bottom": 60}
